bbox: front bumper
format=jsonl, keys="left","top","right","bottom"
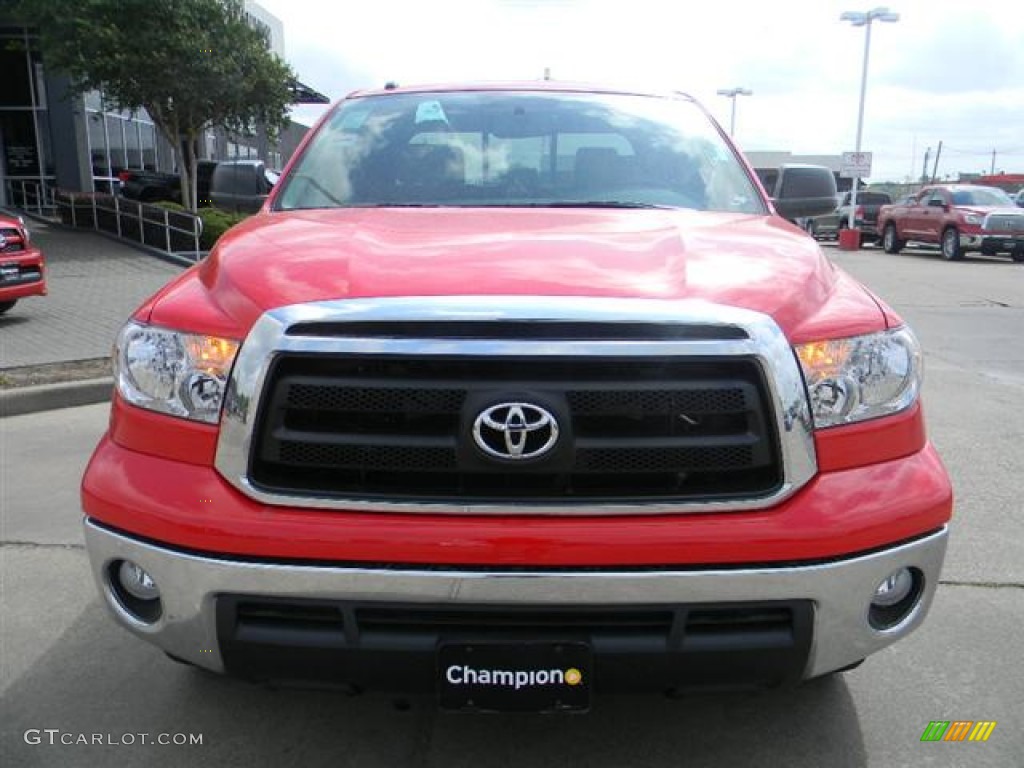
{"left": 962, "top": 233, "right": 1024, "bottom": 252}
{"left": 84, "top": 520, "right": 948, "bottom": 687}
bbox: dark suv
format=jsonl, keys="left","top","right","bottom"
{"left": 804, "top": 191, "right": 892, "bottom": 243}
{"left": 209, "top": 160, "right": 279, "bottom": 213}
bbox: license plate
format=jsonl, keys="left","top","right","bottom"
{"left": 438, "top": 642, "right": 592, "bottom": 712}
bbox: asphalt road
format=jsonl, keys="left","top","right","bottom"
{"left": 2, "top": 244, "right": 1022, "bottom": 767}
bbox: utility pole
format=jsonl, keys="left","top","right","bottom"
{"left": 921, "top": 147, "right": 931, "bottom": 184}
{"left": 930, "top": 140, "right": 943, "bottom": 183}
{"left": 990, "top": 149, "right": 996, "bottom": 175}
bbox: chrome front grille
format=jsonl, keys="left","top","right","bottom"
{"left": 214, "top": 297, "right": 817, "bottom": 514}
{"left": 983, "top": 213, "right": 1024, "bottom": 233}
{"left": 249, "top": 354, "right": 780, "bottom": 502}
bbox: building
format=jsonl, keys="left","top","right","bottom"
{"left": 0, "top": 1, "right": 326, "bottom": 207}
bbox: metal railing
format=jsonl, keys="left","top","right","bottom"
{"left": 5, "top": 179, "right": 205, "bottom": 263}
{"left": 3, "top": 179, "right": 58, "bottom": 217}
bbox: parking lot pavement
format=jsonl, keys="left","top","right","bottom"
{"left": 0, "top": 217, "right": 183, "bottom": 368}
{"left": 1, "top": 244, "right": 1022, "bottom": 767}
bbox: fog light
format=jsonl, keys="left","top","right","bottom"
{"left": 869, "top": 567, "right": 923, "bottom": 630}
{"left": 119, "top": 560, "right": 160, "bottom": 600}
{"left": 872, "top": 568, "right": 913, "bottom": 607}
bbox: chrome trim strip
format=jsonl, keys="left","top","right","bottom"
{"left": 84, "top": 521, "right": 949, "bottom": 679}
{"left": 215, "top": 296, "right": 816, "bottom": 515}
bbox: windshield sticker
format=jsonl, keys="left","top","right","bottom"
{"left": 415, "top": 100, "right": 449, "bottom": 125}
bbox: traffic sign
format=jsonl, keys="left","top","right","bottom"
{"left": 841, "top": 151, "right": 873, "bottom": 178}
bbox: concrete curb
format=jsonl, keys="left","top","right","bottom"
{"left": 0, "top": 378, "right": 112, "bottom": 418}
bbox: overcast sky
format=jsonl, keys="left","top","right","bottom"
{"left": 257, "top": 0, "right": 1024, "bottom": 183}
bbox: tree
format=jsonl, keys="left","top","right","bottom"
{"left": 12, "top": 0, "right": 295, "bottom": 210}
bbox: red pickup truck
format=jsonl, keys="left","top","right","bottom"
{"left": 0, "top": 213, "right": 46, "bottom": 314}
{"left": 81, "top": 83, "right": 952, "bottom": 711}
{"left": 877, "top": 184, "right": 1024, "bottom": 261}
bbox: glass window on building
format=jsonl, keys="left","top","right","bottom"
{"left": 141, "top": 123, "right": 157, "bottom": 171}
{"left": 0, "top": 111, "right": 40, "bottom": 177}
{"left": 105, "top": 114, "right": 126, "bottom": 176}
{"left": 126, "top": 120, "right": 141, "bottom": 169}
{"left": 0, "top": 43, "right": 33, "bottom": 107}
{"left": 0, "top": 29, "right": 55, "bottom": 205}
{"left": 86, "top": 111, "right": 109, "bottom": 178}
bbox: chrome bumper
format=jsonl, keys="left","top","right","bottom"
{"left": 84, "top": 520, "right": 948, "bottom": 680}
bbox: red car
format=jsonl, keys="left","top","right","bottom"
{"left": 82, "top": 83, "right": 952, "bottom": 710}
{"left": 0, "top": 214, "right": 46, "bottom": 314}
{"left": 877, "top": 184, "right": 1024, "bottom": 261}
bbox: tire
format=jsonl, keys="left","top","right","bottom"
{"left": 941, "top": 227, "right": 963, "bottom": 261}
{"left": 882, "top": 223, "right": 904, "bottom": 254}
{"left": 0, "top": 300, "right": 17, "bottom": 315}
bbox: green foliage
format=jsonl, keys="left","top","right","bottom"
{"left": 196, "top": 207, "right": 250, "bottom": 250}
{"left": 13, "top": 0, "right": 295, "bottom": 210}
{"left": 153, "top": 201, "right": 248, "bottom": 249}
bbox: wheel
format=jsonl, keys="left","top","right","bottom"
{"left": 0, "top": 300, "right": 17, "bottom": 315}
{"left": 941, "top": 227, "right": 963, "bottom": 261}
{"left": 882, "top": 223, "right": 904, "bottom": 254}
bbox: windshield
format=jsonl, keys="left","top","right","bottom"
{"left": 275, "top": 91, "right": 764, "bottom": 213}
{"left": 951, "top": 187, "right": 1013, "bottom": 206}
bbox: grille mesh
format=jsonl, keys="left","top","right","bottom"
{"left": 250, "top": 352, "right": 781, "bottom": 502}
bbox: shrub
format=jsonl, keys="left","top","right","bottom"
{"left": 197, "top": 207, "right": 250, "bottom": 250}
{"left": 152, "top": 203, "right": 249, "bottom": 250}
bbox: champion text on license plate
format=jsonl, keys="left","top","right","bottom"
{"left": 438, "top": 642, "right": 592, "bottom": 713}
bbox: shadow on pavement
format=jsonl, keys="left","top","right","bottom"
{"left": 1, "top": 602, "right": 867, "bottom": 768}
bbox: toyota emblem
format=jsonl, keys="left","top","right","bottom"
{"left": 472, "top": 402, "right": 559, "bottom": 461}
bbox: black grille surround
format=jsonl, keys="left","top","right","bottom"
{"left": 216, "top": 596, "right": 814, "bottom": 692}
{"left": 249, "top": 352, "right": 783, "bottom": 504}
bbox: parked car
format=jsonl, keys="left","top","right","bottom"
{"left": 0, "top": 213, "right": 46, "bottom": 315}
{"left": 209, "top": 159, "right": 279, "bottom": 213}
{"left": 119, "top": 161, "right": 217, "bottom": 205}
{"left": 82, "top": 82, "right": 951, "bottom": 709}
{"left": 877, "top": 184, "right": 1024, "bottom": 261}
{"left": 804, "top": 190, "right": 892, "bottom": 244}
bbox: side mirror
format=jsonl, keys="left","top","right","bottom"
{"left": 764, "top": 164, "right": 838, "bottom": 219}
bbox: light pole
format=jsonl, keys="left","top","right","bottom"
{"left": 840, "top": 7, "right": 899, "bottom": 234}
{"left": 716, "top": 87, "right": 752, "bottom": 136}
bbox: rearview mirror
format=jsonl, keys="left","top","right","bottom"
{"left": 760, "top": 164, "right": 838, "bottom": 220}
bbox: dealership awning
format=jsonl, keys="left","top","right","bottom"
{"left": 290, "top": 79, "right": 329, "bottom": 104}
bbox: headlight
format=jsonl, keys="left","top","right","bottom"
{"left": 794, "top": 327, "right": 921, "bottom": 428}
{"left": 963, "top": 213, "right": 983, "bottom": 226}
{"left": 115, "top": 322, "right": 240, "bottom": 423}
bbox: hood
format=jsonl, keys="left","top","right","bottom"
{"left": 149, "top": 207, "right": 886, "bottom": 341}
{"left": 959, "top": 206, "right": 1024, "bottom": 216}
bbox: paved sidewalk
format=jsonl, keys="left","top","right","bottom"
{"left": 0, "top": 216, "right": 183, "bottom": 368}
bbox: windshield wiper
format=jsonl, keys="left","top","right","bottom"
{"left": 520, "top": 201, "right": 677, "bottom": 210}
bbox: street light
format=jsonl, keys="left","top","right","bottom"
{"left": 716, "top": 87, "right": 752, "bottom": 136}
{"left": 840, "top": 7, "right": 899, "bottom": 235}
